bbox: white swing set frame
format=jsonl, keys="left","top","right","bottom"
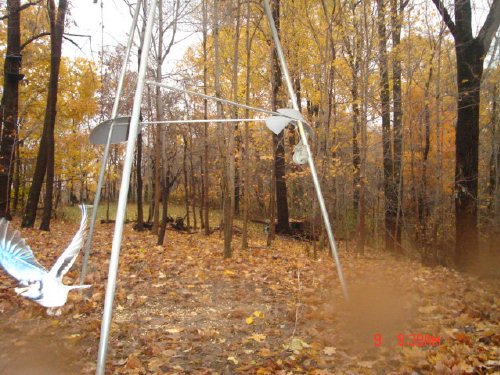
{"left": 80, "top": 1, "right": 348, "bottom": 373}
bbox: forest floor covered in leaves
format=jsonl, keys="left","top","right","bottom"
{"left": 0, "top": 217, "right": 499, "bottom": 375}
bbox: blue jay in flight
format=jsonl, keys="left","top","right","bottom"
{"left": 0, "top": 205, "right": 90, "bottom": 315}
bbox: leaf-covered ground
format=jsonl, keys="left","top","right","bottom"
{"left": 0, "top": 218, "right": 499, "bottom": 374}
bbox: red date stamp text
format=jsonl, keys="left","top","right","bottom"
{"left": 374, "top": 333, "right": 441, "bottom": 347}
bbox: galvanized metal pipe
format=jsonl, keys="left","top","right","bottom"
{"left": 95, "top": 1, "right": 158, "bottom": 373}
{"left": 262, "top": 0, "right": 348, "bottom": 299}
{"left": 80, "top": 0, "right": 142, "bottom": 286}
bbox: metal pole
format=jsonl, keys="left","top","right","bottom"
{"left": 262, "top": 0, "right": 348, "bottom": 298}
{"left": 147, "top": 80, "right": 281, "bottom": 117}
{"left": 95, "top": 1, "right": 157, "bottom": 373}
{"left": 80, "top": 0, "right": 143, "bottom": 286}
{"left": 141, "top": 118, "right": 267, "bottom": 125}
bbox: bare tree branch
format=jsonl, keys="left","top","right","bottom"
{"left": 477, "top": 0, "right": 500, "bottom": 52}
{"left": 21, "top": 31, "right": 90, "bottom": 51}
{"left": 162, "top": 0, "right": 180, "bottom": 61}
{"left": 20, "top": 32, "right": 50, "bottom": 50}
{"left": 431, "top": 0, "right": 458, "bottom": 39}
{"left": 19, "top": 0, "right": 42, "bottom": 11}
{"left": 0, "top": 0, "right": 43, "bottom": 21}
{"left": 62, "top": 34, "right": 82, "bottom": 50}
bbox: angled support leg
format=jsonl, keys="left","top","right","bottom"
{"left": 80, "top": 0, "right": 143, "bottom": 286}
{"left": 95, "top": 1, "right": 158, "bottom": 373}
{"left": 262, "top": 0, "right": 348, "bottom": 299}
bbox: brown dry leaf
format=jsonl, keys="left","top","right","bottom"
{"left": 323, "top": 346, "right": 336, "bottom": 356}
{"left": 418, "top": 304, "right": 438, "bottom": 314}
{"left": 227, "top": 356, "right": 238, "bottom": 365}
{"left": 451, "top": 361, "right": 475, "bottom": 373}
{"left": 401, "top": 346, "right": 427, "bottom": 362}
{"left": 147, "top": 357, "right": 169, "bottom": 372}
{"left": 125, "top": 355, "right": 142, "bottom": 369}
{"left": 358, "top": 360, "right": 376, "bottom": 368}
{"left": 228, "top": 309, "right": 247, "bottom": 318}
{"left": 435, "top": 361, "right": 451, "bottom": 374}
{"left": 253, "top": 310, "right": 265, "bottom": 318}
{"left": 165, "top": 327, "right": 182, "bottom": 334}
{"left": 1, "top": 216, "right": 498, "bottom": 375}
{"left": 258, "top": 348, "right": 273, "bottom": 357}
{"left": 286, "top": 338, "right": 310, "bottom": 353}
{"left": 256, "top": 367, "right": 273, "bottom": 375}
{"left": 248, "top": 333, "right": 266, "bottom": 342}
{"left": 453, "top": 332, "right": 472, "bottom": 345}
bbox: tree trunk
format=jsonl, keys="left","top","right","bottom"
{"left": 376, "top": 0, "right": 395, "bottom": 252}
{"left": 352, "top": 93, "right": 361, "bottom": 212}
{"left": 351, "top": 16, "right": 363, "bottom": 253}
{"left": 421, "top": 67, "right": 433, "bottom": 261}
{"left": 431, "top": 0, "right": 500, "bottom": 269}
{"left": 454, "top": 44, "right": 482, "bottom": 269}
{"left": 40, "top": 114, "right": 55, "bottom": 230}
{"left": 182, "top": 134, "right": 190, "bottom": 229}
{"left": 356, "top": 0, "right": 371, "bottom": 255}
{"left": 0, "top": 0, "right": 23, "bottom": 219}
{"left": 488, "top": 83, "right": 499, "bottom": 257}
{"left": 130, "top": 6, "right": 147, "bottom": 231}
{"left": 242, "top": 0, "right": 251, "bottom": 250}
{"left": 270, "top": 0, "right": 290, "bottom": 234}
{"left": 53, "top": 178, "right": 61, "bottom": 214}
{"left": 391, "top": 0, "right": 404, "bottom": 252}
{"left": 189, "top": 130, "right": 197, "bottom": 230}
{"left": 158, "top": 168, "right": 171, "bottom": 245}
{"left": 12, "top": 140, "right": 21, "bottom": 213}
{"left": 488, "top": 84, "right": 498, "bottom": 210}
{"left": 157, "top": 181, "right": 170, "bottom": 245}
{"left": 223, "top": 0, "right": 241, "bottom": 255}
{"left": 212, "top": 0, "right": 231, "bottom": 256}
{"left": 202, "top": 0, "right": 210, "bottom": 236}
{"left": 234, "top": 133, "right": 241, "bottom": 215}
{"left": 199, "top": 156, "right": 205, "bottom": 229}
{"left": 152, "top": 0, "right": 164, "bottom": 234}
{"left": 151, "top": 129, "right": 162, "bottom": 233}
{"left": 267, "top": 153, "right": 276, "bottom": 246}
{"left": 135, "top": 131, "right": 145, "bottom": 230}
{"left": 24, "top": 0, "right": 68, "bottom": 229}
{"left": 350, "top": 16, "right": 361, "bottom": 215}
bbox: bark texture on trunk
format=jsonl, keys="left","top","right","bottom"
{"left": 270, "top": 0, "right": 290, "bottom": 234}
{"left": 431, "top": 0, "right": 500, "bottom": 269}
{"left": 135, "top": 132, "right": 145, "bottom": 230}
{"left": 23, "top": 0, "right": 68, "bottom": 229}
{"left": 391, "top": 0, "right": 404, "bottom": 252}
{"left": 0, "top": 0, "right": 23, "bottom": 219}
{"left": 202, "top": 0, "right": 210, "bottom": 236}
{"left": 377, "top": 0, "right": 396, "bottom": 252}
{"left": 454, "top": 42, "right": 482, "bottom": 269}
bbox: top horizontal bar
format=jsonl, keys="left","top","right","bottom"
{"left": 141, "top": 118, "right": 267, "bottom": 125}
{"left": 146, "top": 80, "right": 280, "bottom": 117}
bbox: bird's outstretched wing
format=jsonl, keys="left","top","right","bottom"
{"left": 0, "top": 219, "right": 47, "bottom": 283}
{"left": 49, "top": 205, "right": 88, "bottom": 280}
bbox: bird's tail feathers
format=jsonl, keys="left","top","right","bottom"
{"left": 67, "top": 284, "right": 91, "bottom": 291}
{"left": 79, "top": 204, "right": 88, "bottom": 232}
